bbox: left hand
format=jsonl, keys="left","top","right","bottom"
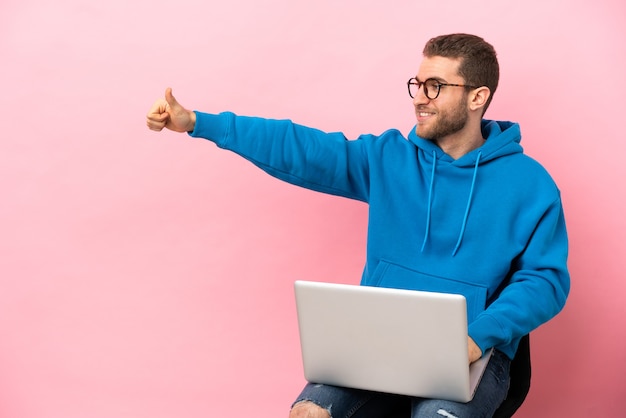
{"left": 468, "top": 336, "right": 483, "bottom": 364}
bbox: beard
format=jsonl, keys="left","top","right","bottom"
{"left": 416, "top": 95, "right": 469, "bottom": 141}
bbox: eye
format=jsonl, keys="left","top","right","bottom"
{"left": 425, "top": 79, "right": 442, "bottom": 90}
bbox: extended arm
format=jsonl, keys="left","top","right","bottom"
{"left": 146, "top": 88, "right": 376, "bottom": 202}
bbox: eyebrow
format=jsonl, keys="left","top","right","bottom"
{"left": 415, "top": 76, "right": 448, "bottom": 83}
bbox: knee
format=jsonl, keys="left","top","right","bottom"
{"left": 289, "top": 401, "right": 331, "bottom": 418}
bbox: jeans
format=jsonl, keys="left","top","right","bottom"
{"left": 293, "top": 350, "right": 511, "bottom": 418}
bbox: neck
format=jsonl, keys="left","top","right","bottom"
{"left": 435, "top": 119, "right": 484, "bottom": 160}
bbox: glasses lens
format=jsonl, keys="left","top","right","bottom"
{"left": 424, "top": 79, "right": 440, "bottom": 99}
{"left": 408, "top": 79, "right": 440, "bottom": 99}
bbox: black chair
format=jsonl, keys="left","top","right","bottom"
{"left": 385, "top": 334, "right": 531, "bottom": 418}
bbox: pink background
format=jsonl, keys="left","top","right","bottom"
{"left": 1, "top": 0, "right": 625, "bottom": 416}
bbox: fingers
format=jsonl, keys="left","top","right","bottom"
{"left": 146, "top": 118, "right": 167, "bottom": 131}
{"left": 146, "top": 98, "right": 169, "bottom": 131}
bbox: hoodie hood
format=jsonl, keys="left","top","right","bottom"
{"left": 407, "top": 120, "right": 524, "bottom": 255}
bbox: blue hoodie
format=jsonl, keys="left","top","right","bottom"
{"left": 189, "top": 111, "right": 570, "bottom": 359}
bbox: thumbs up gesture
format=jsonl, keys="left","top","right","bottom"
{"left": 146, "top": 88, "right": 196, "bottom": 133}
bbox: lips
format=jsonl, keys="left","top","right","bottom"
{"left": 417, "top": 110, "right": 435, "bottom": 123}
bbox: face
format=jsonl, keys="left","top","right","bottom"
{"left": 413, "top": 56, "right": 470, "bottom": 141}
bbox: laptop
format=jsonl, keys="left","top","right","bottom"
{"left": 294, "top": 280, "right": 493, "bottom": 403}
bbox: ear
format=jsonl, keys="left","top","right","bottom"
{"left": 468, "top": 86, "right": 491, "bottom": 112}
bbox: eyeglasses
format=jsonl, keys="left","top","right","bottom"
{"left": 407, "top": 77, "right": 478, "bottom": 100}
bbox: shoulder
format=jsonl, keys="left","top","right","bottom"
{"left": 352, "top": 128, "right": 407, "bottom": 143}
{"left": 498, "top": 153, "right": 562, "bottom": 202}
{"left": 511, "top": 153, "right": 557, "bottom": 181}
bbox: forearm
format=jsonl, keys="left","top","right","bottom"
{"left": 189, "top": 111, "right": 371, "bottom": 200}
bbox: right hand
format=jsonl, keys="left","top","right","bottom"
{"left": 146, "top": 88, "right": 196, "bottom": 133}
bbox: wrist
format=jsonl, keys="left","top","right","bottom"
{"left": 187, "top": 110, "right": 197, "bottom": 132}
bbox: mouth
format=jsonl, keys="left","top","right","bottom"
{"left": 416, "top": 110, "right": 435, "bottom": 123}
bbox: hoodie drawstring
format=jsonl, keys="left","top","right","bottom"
{"left": 420, "top": 150, "right": 437, "bottom": 253}
{"left": 420, "top": 151, "right": 482, "bottom": 256}
{"left": 452, "top": 151, "right": 482, "bottom": 256}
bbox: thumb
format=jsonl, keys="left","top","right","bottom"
{"left": 164, "top": 87, "right": 180, "bottom": 109}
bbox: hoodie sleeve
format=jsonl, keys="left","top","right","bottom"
{"left": 189, "top": 111, "right": 371, "bottom": 202}
{"left": 468, "top": 194, "right": 570, "bottom": 356}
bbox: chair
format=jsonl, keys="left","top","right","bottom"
{"left": 385, "top": 334, "right": 531, "bottom": 418}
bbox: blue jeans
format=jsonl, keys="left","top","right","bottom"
{"left": 293, "top": 350, "right": 511, "bottom": 418}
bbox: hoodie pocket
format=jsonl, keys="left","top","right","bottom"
{"left": 370, "top": 260, "right": 487, "bottom": 323}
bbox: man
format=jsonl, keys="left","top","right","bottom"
{"left": 146, "top": 33, "right": 570, "bottom": 417}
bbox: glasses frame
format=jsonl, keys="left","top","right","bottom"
{"left": 407, "top": 77, "right": 478, "bottom": 100}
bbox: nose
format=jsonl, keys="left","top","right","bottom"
{"left": 413, "top": 85, "right": 430, "bottom": 106}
